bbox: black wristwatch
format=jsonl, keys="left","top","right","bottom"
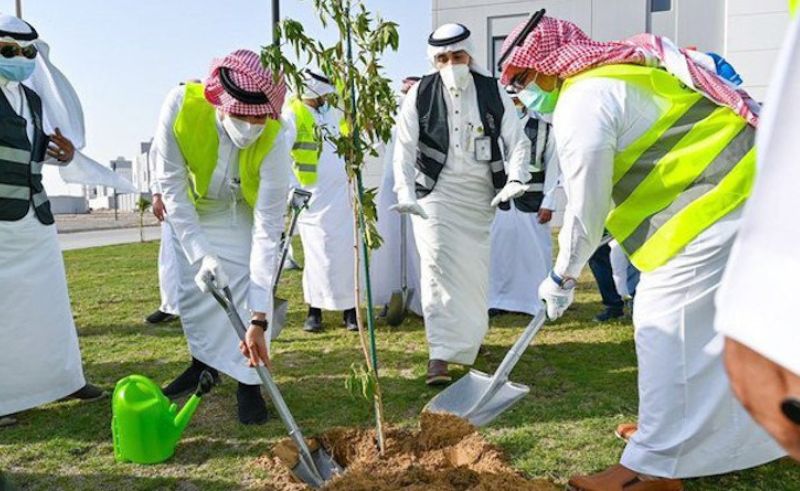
{"left": 250, "top": 319, "right": 268, "bottom": 332}
{"left": 550, "top": 270, "right": 577, "bottom": 290}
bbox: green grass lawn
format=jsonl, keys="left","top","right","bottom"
{"left": 1, "top": 240, "right": 798, "bottom": 490}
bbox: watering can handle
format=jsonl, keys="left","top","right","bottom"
{"left": 195, "top": 370, "right": 215, "bottom": 397}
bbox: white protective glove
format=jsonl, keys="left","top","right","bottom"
{"left": 490, "top": 180, "right": 529, "bottom": 207}
{"left": 538, "top": 274, "right": 575, "bottom": 320}
{"left": 389, "top": 201, "right": 429, "bottom": 219}
{"left": 194, "top": 255, "right": 230, "bottom": 293}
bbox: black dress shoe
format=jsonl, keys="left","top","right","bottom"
{"left": 0, "top": 413, "right": 18, "bottom": 428}
{"left": 69, "top": 383, "right": 107, "bottom": 401}
{"left": 303, "top": 307, "right": 323, "bottom": 332}
{"left": 594, "top": 307, "right": 625, "bottom": 323}
{"left": 237, "top": 383, "right": 269, "bottom": 425}
{"left": 488, "top": 308, "right": 509, "bottom": 318}
{"left": 163, "top": 358, "right": 220, "bottom": 399}
{"left": 343, "top": 308, "right": 359, "bottom": 332}
{"left": 145, "top": 309, "right": 178, "bottom": 324}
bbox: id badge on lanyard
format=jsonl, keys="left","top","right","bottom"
{"left": 474, "top": 136, "right": 492, "bottom": 161}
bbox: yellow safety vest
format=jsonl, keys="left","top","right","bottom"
{"left": 290, "top": 98, "right": 322, "bottom": 187}
{"left": 563, "top": 64, "right": 756, "bottom": 272}
{"left": 791, "top": 0, "right": 798, "bottom": 16}
{"left": 172, "top": 83, "right": 281, "bottom": 208}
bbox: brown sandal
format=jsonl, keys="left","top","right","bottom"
{"left": 615, "top": 422, "right": 638, "bottom": 443}
{"left": 426, "top": 359, "right": 451, "bottom": 386}
{"left": 568, "top": 464, "right": 683, "bottom": 491}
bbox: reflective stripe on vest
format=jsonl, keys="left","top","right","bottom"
{"left": 414, "top": 72, "right": 509, "bottom": 210}
{"left": 172, "top": 83, "right": 281, "bottom": 208}
{"left": 0, "top": 146, "right": 30, "bottom": 164}
{"left": 563, "top": 64, "right": 756, "bottom": 272}
{"left": 290, "top": 98, "right": 321, "bottom": 187}
{"left": 0, "top": 182, "right": 29, "bottom": 200}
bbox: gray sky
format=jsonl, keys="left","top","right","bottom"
{"left": 5, "top": 0, "right": 431, "bottom": 169}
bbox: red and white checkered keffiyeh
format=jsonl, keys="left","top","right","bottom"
{"left": 204, "top": 49, "right": 286, "bottom": 118}
{"left": 500, "top": 16, "right": 759, "bottom": 127}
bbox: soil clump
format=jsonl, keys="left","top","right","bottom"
{"left": 258, "top": 412, "right": 557, "bottom": 490}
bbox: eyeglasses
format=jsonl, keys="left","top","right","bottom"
{"left": 510, "top": 70, "right": 538, "bottom": 91}
{"left": 0, "top": 44, "right": 38, "bottom": 60}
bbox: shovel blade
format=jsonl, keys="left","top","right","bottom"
{"left": 270, "top": 298, "right": 288, "bottom": 341}
{"left": 291, "top": 448, "right": 343, "bottom": 488}
{"left": 385, "top": 289, "right": 406, "bottom": 326}
{"left": 424, "top": 369, "right": 530, "bottom": 427}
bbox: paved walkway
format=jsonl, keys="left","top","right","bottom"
{"left": 56, "top": 211, "right": 160, "bottom": 233}
{"left": 59, "top": 226, "right": 161, "bottom": 251}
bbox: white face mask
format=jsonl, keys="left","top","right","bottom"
{"left": 439, "top": 63, "right": 470, "bottom": 90}
{"left": 222, "top": 115, "right": 264, "bottom": 149}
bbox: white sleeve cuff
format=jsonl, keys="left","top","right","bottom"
{"left": 540, "top": 193, "right": 554, "bottom": 210}
{"left": 396, "top": 186, "right": 417, "bottom": 204}
{"left": 247, "top": 282, "right": 271, "bottom": 315}
{"left": 180, "top": 238, "right": 211, "bottom": 266}
{"left": 507, "top": 166, "right": 530, "bottom": 185}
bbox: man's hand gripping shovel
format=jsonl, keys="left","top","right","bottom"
{"left": 203, "top": 276, "right": 342, "bottom": 488}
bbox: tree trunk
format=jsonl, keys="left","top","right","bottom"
{"left": 351, "top": 177, "right": 386, "bottom": 454}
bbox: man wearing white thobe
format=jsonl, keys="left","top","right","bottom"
{"left": 500, "top": 12, "right": 783, "bottom": 489}
{"left": 0, "top": 15, "right": 104, "bottom": 428}
{"left": 154, "top": 50, "right": 288, "bottom": 425}
{"left": 393, "top": 24, "right": 530, "bottom": 385}
{"left": 282, "top": 69, "right": 357, "bottom": 333}
{"left": 489, "top": 93, "right": 559, "bottom": 317}
{"left": 145, "top": 140, "right": 180, "bottom": 324}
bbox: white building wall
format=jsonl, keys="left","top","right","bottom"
{"left": 41, "top": 166, "right": 89, "bottom": 214}
{"left": 90, "top": 158, "right": 141, "bottom": 212}
{"left": 725, "top": 0, "right": 790, "bottom": 100}
{"left": 433, "top": 0, "right": 647, "bottom": 74}
{"left": 433, "top": 0, "right": 790, "bottom": 100}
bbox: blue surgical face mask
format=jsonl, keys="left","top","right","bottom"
{"left": 515, "top": 105, "right": 527, "bottom": 120}
{"left": 317, "top": 101, "right": 330, "bottom": 116}
{"left": 518, "top": 76, "right": 560, "bottom": 114}
{"left": 0, "top": 56, "right": 35, "bottom": 82}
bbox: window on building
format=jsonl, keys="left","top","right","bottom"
{"left": 650, "top": 0, "right": 671, "bottom": 12}
{"left": 491, "top": 36, "right": 506, "bottom": 77}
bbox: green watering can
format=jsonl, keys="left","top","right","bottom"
{"left": 111, "top": 371, "right": 214, "bottom": 464}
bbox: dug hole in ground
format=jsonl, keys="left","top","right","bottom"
{"left": 262, "top": 412, "right": 558, "bottom": 490}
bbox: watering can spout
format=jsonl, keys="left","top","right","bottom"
{"left": 173, "top": 394, "right": 202, "bottom": 436}
{"left": 174, "top": 370, "right": 214, "bottom": 441}
{"left": 174, "top": 369, "right": 215, "bottom": 436}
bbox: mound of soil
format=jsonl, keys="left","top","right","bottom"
{"left": 256, "top": 412, "right": 557, "bottom": 491}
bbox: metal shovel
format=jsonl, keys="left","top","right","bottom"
{"left": 271, "top": 188, "right": 312, "bottom": 341}
{"left": 205, "top": 279, "right": 342, "bottom": 488}
{"left": 385, "top": 214, "right": 415, "bottom": 326}
{"left": 424, "top": 308, "right": 547, "bottom": 427}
